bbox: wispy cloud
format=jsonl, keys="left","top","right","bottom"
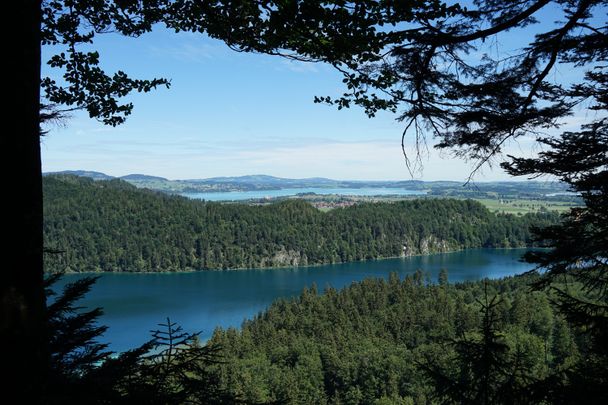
{"left": 558, "top": 109, "right": 606, "bottom": 131}
{"left": 147, "top": 41, "right": 226, "bottom": 63}
{"left": 276, "top": 59, "right": 321, "bottom": 74}
{"left": 43, "top": 129, "right": 519, "bottom": 181}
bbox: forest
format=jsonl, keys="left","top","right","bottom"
{"left": 206, "top": 272, "right": 587, "bottom": 404}
{"left": 43, "top": 175, "right": 560, "bottom": 273}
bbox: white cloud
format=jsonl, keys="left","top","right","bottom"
{"left": 276, "top": 59, "right": 321, "bottom": 74}
{"left": 43, "top": 131, "right": 523, "bottom": 181}
{"left": 206, "top": 140, "right": 513, "bottom": 181}
{"left": 147, "top": 41, "right": 225, "bottom": 63}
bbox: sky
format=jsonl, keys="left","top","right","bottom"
{"left": 40, "top": 5, "right": 594, "bottom": 182}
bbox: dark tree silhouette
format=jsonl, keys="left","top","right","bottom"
{"left": 510, "top": 127, "right": 608, "bottom": 402}
{"left": 138, "top": 318, "right": 236, "bottom": 404}
{"left": 10, "top": 2, "right": 172, "bottom": 399}
{"left": 44, "top": 275, "right": 234, "bottom": 404}
{"left": 44, "top": 274, "right": 112, "bottom": 403}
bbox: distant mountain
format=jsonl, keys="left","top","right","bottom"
{"left": 184, "top": 175, "right": 442, "bottom": 189}
{"left": 187, "top": 174, "right": 340, "bottom": 186}
{"left": 43, "top": 171, "right": 572, "bottom": 201}
{"left": 44, "top": 170, "right": 114, "bottom": 180}
{"left": 40, "top": 171, "right": 478, "bottom": 189}
{"left": 192, "top": 174, "right": 288, "bottom": 183}
{"left": 120, "top": 174, "right": 169, "bottom": 182}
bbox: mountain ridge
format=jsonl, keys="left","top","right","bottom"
{"left": 43, "top": 170, "right": 565, "bottom": 188}
{"left": 43, "top": 171, "right": 572, "bottom": 201}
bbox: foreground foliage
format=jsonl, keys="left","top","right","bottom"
{"left": 43, "top": 175, "right": 559, "bottom": 273}
{"left": 45, "top": 275, "right": 235, "bottom": 404}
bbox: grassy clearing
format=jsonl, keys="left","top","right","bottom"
{"left": 475, "top": 198, "right": 576, "bottom": 214}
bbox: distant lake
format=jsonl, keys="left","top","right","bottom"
{"left": 55, "top": 248, "right": 536, "bottom": 352}
{"left": 182, "top": 187, "right": 426, "bottom": 201}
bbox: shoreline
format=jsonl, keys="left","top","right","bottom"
{"left": 50, "top": 246, "right": 538, "bottom": 276}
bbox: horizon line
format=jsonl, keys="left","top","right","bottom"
{"left": 43, "top": 169, "right": 563, "bottom": 184}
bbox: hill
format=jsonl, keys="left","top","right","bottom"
{"left": 119, "top": 173, "right": 169, "bottom": 181}
{"left": 44, "top": 170, "right": 114, "bottom": 180}
{"left": 209, "top": 273, "right": 578, "bottom": 403}
{"left": 43, "top": 175, "right": 559, "bottom": 273}
{"left": 43, "top": 170, "right": 572, "bottom": 201}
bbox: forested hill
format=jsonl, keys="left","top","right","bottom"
{"left": 209, "top": 274, "right": 579, "bottom": 403}
{"left": 43, "top": 175, "right": 559, "bottom": 273}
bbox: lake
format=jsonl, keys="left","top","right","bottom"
{"left": 182, "top": 187, "right": 426, "bottom": 201}
{"left": 55, "top": 248, "right": 536, "bottom": 352}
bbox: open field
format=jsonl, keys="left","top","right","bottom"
{"left": 291, "top": 194, "right": 578, "bottom": 214}
{"left": 474, "top": 198, "right": 577, "bottom": 214}
{"left": 276, "top": 194, "right": 579, "bottom": 214}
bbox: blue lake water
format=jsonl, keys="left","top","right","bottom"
{"left": 182, "top": 187, "right": 426, "bottom": 201}
{"left": 55, "top": 248, "right": 535, "bottom": 352}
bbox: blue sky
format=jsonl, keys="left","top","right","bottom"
{"left": 40, "top": 7, "right": 594, "bottom": 181}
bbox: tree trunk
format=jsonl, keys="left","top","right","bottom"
{"left": 2, "top": 0, "right": 46, "bottom": 400}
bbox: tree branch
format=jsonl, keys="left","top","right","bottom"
{"left": 423, "top": 0, "right": 552, "bottom": 46}
{"left": 522, "top": 0, "right": 594, "bottom": 110}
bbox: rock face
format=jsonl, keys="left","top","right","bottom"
{"left": 402, "top": 236, "right": 452, "bottom": 257}
{"left": 419, "top": 235, "right": 451, "bottom": 255}
{"left": 263, "top": 248, "right": 308, "bottom": 267}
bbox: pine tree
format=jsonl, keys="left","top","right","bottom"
{"left": 44, "top": 275, "right": 237, "bottom": 404}
{"left": 419, "top": 284, "right": 538, "bottom": 404}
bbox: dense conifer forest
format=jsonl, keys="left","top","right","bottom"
{"left": 208, "top": 273, "right": 583, "bottom": 404}
{"left": 43, "top": 175, "right": 559, "bottom": 273}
